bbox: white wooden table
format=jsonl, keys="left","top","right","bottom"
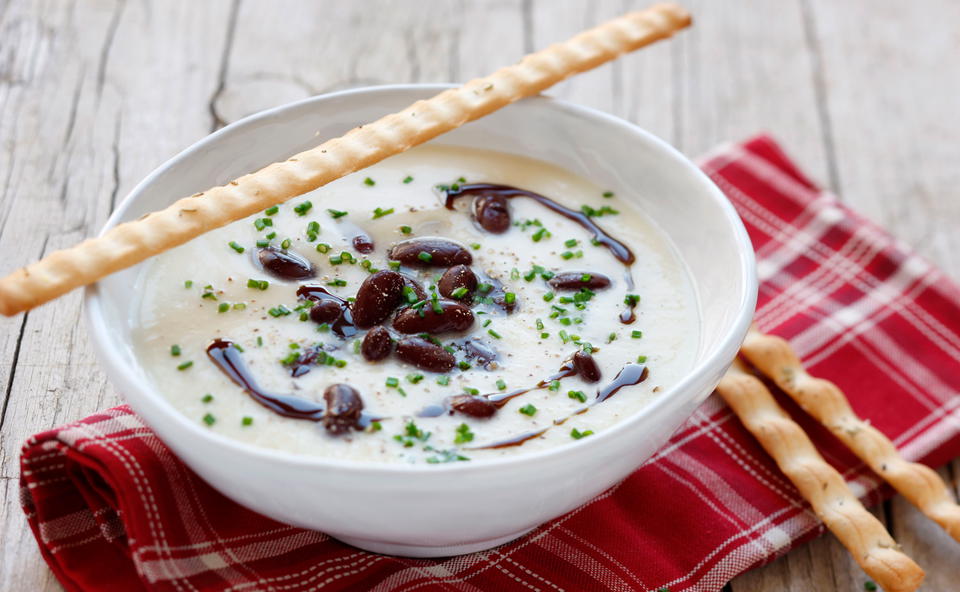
{"left": 1, "top": 1, "right": 958, "bottom": 589}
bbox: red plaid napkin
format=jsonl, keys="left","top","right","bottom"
{"left": 20, "top": 135, "right": 960, "bottom": 592}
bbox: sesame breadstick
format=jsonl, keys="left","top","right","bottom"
{"left": 0, "top": 3, "right": 692, "bottom": 316}
{"left": 717, "top": 359, "right": 925, "bottom": 592}
{"left": 741, "top": 327, "right": 960, "bottom": 543}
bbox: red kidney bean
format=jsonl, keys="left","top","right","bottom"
{"left": 548, "top": 272, "right": 611, "bottom": 291}
{"left": 258, "top": 246, "right": 315, "bottom": 280}
{"left": 352, "top": 270, "right": 405, "bottom": 329}
{"left": 388, "top": 238, "right": 472, "bottom": 267}
{"left": 395, "top": 336, "right": 456, "bottom": 372}
{"left": 322, "top": 384, "right": 364, "bottom": 434}
{"left": 438, "top": 265, "right": 478, "bottom": 301}
{"left": 393, "top": 301, "right": 474, "bottom": 334}
{"left": 573, "top": 350, "right": 602, "bottom": 383}
{"left": 473, "top": 194, "right": 511, "bottom": 233}
{"left": 352, "top": 233, "right": 374, "bottom": 254}
{"left": 361, "top": 327, "right": 393, "bottom": 361}
{"left": 448, "top": 394, "right": 497, "bottom": 418}
{"left": 309, "top": 300, "right": 343, "bottom": 324}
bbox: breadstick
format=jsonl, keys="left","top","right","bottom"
{"left": 717, "top": 359, "right": 925, "bottom": 592}
{"left": 0, "top": 4, "right": 692, "bottom": 317}
{"left": 741, "top": 327, "right": 960, "bottom": 543}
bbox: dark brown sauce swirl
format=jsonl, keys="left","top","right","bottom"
{"left": 206, "top": 338, "right": 378, "bottom": 426}
{"left": 296, "top": 285, "right": 357, "bottom": 338}
{"left": 444, "top": 183, "right": 635, "bottom": 265}
{"left": 469, "top": 362, "right": 649, "bottom": 449}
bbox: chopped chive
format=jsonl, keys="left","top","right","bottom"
{"left": 488, "top": 329, "right": 502, "bottom": 339}
{"left": 636, "top": 355, "right": 648, "bottom": 363}
{"left": 580, "top": 273, "right": 592, "bottom": 282}
{"left": 406, "top": 373, "right": 424, "bottom": 384}
{"left": 436, "top": 375, "right": 450, "bottom": 386}
{"left": 241, "top": 416, "right": 253, "bottom": 426}
{"left": 568, "top": 390, "right": 587, "bottom": 403}
{"left": 540, "top": 332, "right": 550, "bottom": 339}
{"left": 256, "top": 239, "right": 270, "bottom": 248}
{"left": 385, "top": 377, "right": 399, "bottom": 388}
{"left": 531, "top": 227, "right": 551, "bottom": 242}
{"left": 265, "top": 205, "right": 279, "bottom": 216}
{"left": 543, "top": 291, "right": 555, "bottom": 302}
{"left": 372, "top": 206, "right": 394, "bottom": 219}
{"left": 482, "top": 318, "right": 492, "bottom": 328}
{"left": 450, "top": 287, "right": 469, "bottom": 299}
{"left": 202, "top": 393, "right": 213, "bottom": 403}
{"left": 519, "top": 404, "right": 537, "bottom": 416}
{"left": 504, "top": 292, "right": 516, "bottom": 305}
{"left": 496, "top": 378, "right": 507, "bottom": 390}
{"left": 454, "top": 423, "right": 474, "bottom": 444}
{"left": 570, "top": 428, "right": 594, "bottom": 439}
{"left": 457, "top": 361, "right": 472, "bottom": 371}
{"left": 608, "top": 332, "right": 617, "bottom": 343}
{"left": 388, "top": 260, "right": 401, "bottom": 270}
{"left": 327, "top": 209, "right": 348, "bottom": 219}
{"left": 247, "top": 278, "right": 269, "bottom": 290}
{"left": 228, "top": 241, "right": 245, "bottom": 254}
{"left": 564, "top": 238, "right": 578, "bottom": 248}
{"left": 863, "top": 582, "right": 877, "bottom": 592}
{"left": 477, "top": 282, "right": 492, "bottom": 293}
{"left": 399, "top": 225, "right": 412, "bottom": 234}
{"left": 184, "top": 280, "right": 193, "bottom": 288}
{"left": 170, "top": 344, "right": 181, "bottom": 357}
{"left": 602, "top": 191, "right": 614, "bottom": 198}
{"left": 202, "top": 413, "right": 216, "bottom": 426}
{"left": 463, "top": 386, "right": 480, "bottom": 396}
{"left": 548, "top": 380, "right": 561, "bottom": 391}
{"left": 510, "top": 268, "right": 520, "bottom": 280}
{"left": 470, "top": 243, "right": 481, "bottom": 250}
{"left": 256, "top": 336, "right": 263, "bottom": 347}
{"left": 280, "top": 238, "right": 292, "bottom": 250}
{"left": 218, "top": 302, "right": 229, "bottom": 313}
{"left": 316, "top": 243, "right": 330, "bottom": 253}
{"left": 268, "top": 305, "right": 291, "bottom": 317}
{"left": 233, "top": 302, "right": 247, "bottom": 311}
{"left": 417, "top": 251, "right": 433, "bottom": 263}
{"left": 631, "top": 330, "right": 643, "bottom": 339}
{"left": 293, "top": 201, "right": 312, "bottom": 216}
{"left": 535, "top": 318, "right": 544, "bottom": 330}
{"left": 265, "top": 231, "right": 277, "bottom": 240}
{"left": 306, "top": 221, "right": 321, "bottom": 241}
{"left": 363, "top": 177, "right": 376, "bottom": 186}
{"left": 402, "top": 175, "right": 414, "bottom": 184}
{"left": 254, "top": 217, "right": 273, "bottom": 231}
{"left": 327, "top": 278, "right": 347, "bottom": 287}
{"left": 624, "top": 294, "right": 640, "bottom": 306}
{"left": 177, "top": 361, "right": 194, "bottom": 371}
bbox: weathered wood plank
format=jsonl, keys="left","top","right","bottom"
{"left": 528, "top": 0, "right": 675, "bottom": 142}
{"left": 675, "top": 0, "right": 832, "bottom": 186}
{"left": 0, "top": 0, "right": 235, "bottom": 589}
{"left": 806, "top": 2, "right": 960, "bottom": 589}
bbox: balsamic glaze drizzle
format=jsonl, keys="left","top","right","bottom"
{"left": 444, "top": 184, "right": 636, "bottom": 265}
{"left": 206, "top": 338, "right": 378, "bottom": 425}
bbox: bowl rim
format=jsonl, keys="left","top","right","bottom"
{"left": 84, "top": 83, "right": 758, "bottom": 474}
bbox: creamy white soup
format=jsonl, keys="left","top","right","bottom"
{"left": 131, "top": 144, "right": 699, "bottom": 463}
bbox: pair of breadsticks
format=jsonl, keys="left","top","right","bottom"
{"left": 718, "top": 327, "right": 960, "bottom": 592}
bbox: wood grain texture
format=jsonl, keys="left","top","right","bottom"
{"left": 1, "top": 1, "right": 957, "bottom": 590}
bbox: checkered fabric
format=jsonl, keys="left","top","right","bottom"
{"left": 19, "top": 135, "right": 960, "bottom": 591}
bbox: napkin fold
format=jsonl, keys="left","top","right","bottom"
{"left": 20, "top": 135, "right": 960, "bottom": 592}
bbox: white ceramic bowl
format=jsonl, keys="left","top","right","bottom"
{"left": 85, "top": 84, "right": 757, "bottom": 557}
